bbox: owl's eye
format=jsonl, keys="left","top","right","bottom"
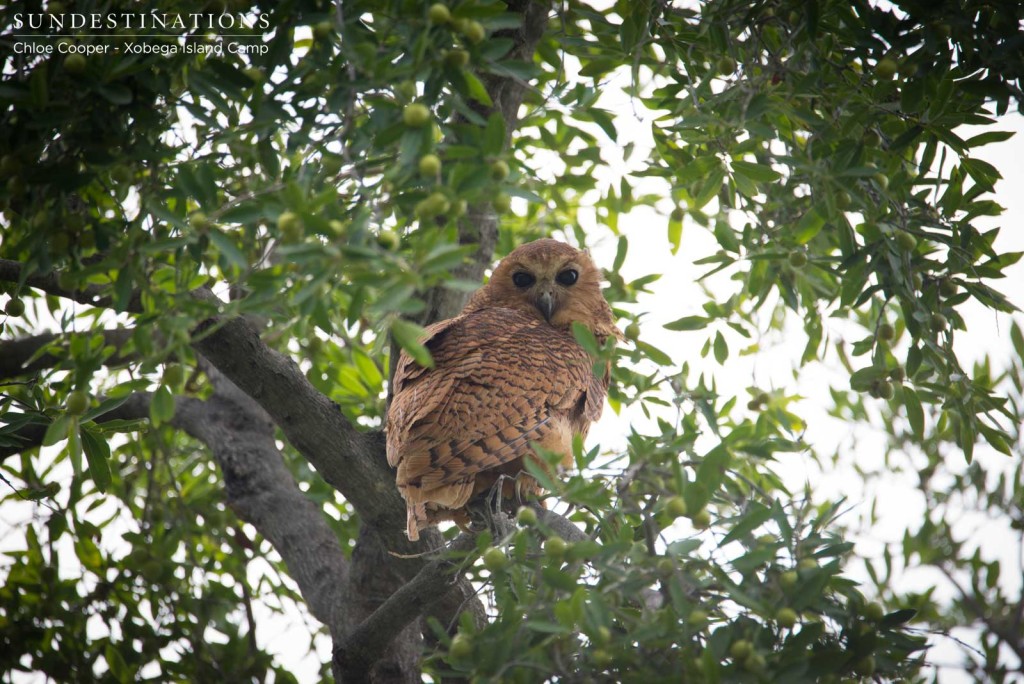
{"left": 556, "top": 269, "right": 579, "bottom": 286}
{"left": 512, "top": 272, "right": 536, "bottom": 288}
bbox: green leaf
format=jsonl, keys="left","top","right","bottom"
{"left": 713, "top": 331, "right": 728, "bottom": 364}
{"left": 880, "top": 608, "right": 917, "bottom": 627}
{"left": 390, "top": 318, "right": 434, "bottom": 368}
{"left": 150, "top": 385, "right": 176, "bottom": 426}
{"left": 668, "top": 214, "right": 682, "bottom": 255}
{"left": 571, "top": 322, "right": 599, "bottom": 356}
{"left": 80, "top": 428, "right": 112, "bottom": 492}
{"left": 461, "top": 71, "right": 493, "bottom": 107}
{"left": 903, "top": 386, "right": 924, "bottom": 440}
{"left": 42, "top": 414, "right": 71, "bottom": 447}
{"left": 664, "top": 315, "right": 708, "bottom": 331}
{"left": 792, "top": 208, "right": 826, "bottom": 244}
{"left": 720, "top": 503, "right": 772, "bottom": 546}
{"left": 850, "top": 367, "right": 887, "bottom": 392}
{"left": 482, "top": 112, "right": 506, "bottom": 156}
{"left": 208, "top": 228, "right": 249, "bottom": 271}
{"left": 81, "top": 395, "right": 130, "bottom": 423}
{"left": 732, "top": 160, "right": 781, "bottom": 183}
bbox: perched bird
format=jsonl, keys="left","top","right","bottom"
{"left": 387, "top": 239, "right": 621, "bottom": 541}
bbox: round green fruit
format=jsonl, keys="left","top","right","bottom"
{"left": 66, "top": 389, "right": 90, "bottom": 415}
{"left": 665, "top": 495, "right": 687, "bottom": 518}
{"left": 687, "top": 609, "right": 709, "bottom": 627}
{"left": 743, "top": 653, "right": 767, "bottom": 672}
{"left": 878, "top": 323, "right": 895, "bottom": 341}
{"left": 189, "top": 211, "right": 211, "bottom": 230}
{"left": 444, "top": 48, "right": 469, "bottom": 68}
{"left": 798, "top": 558, "right": 818, "bottom": 572}
{"left": 376, "top": 230, "right": 400, "bottom": 251}
{"left": 657, "top": 558, "right": 675, "bottom": 575}
{"left": 277, "top": 211, "right": 302, "bottom": 242}
{"left": 426, "top": 191, "right": 450, "bottom": 215}
{"left": 788, "top": 250, "right": 808, "bottom": 268}
{"left": 835, "top": 190, "right": 852, "bottom": 209}
{"left": 418, "top": 154, "right": 442, "bottom": 177}
{"left": 313, "top": 20, "right": 333, "bottom": 39}
{"left": 912, "top": 272, "right": 924, "bottom": 290}
{"left": 775, "top": 607, "right": 798, "bottom": 627}
{"left": 624, "top": 322, "right": 641, "bottom": 340}
{"left": 779, "top": 570, "right": 799, "bottom": 589}
{"left": 864, "top": 601, "right": 885, "bottom": 621}
{"left": 428, "top": 3, "right": 451, "bottom": 25}
{"left": 493, "top": 192, "right": 512, "bottom": 212}
{"left": 4, "top": 298, "right": 25, "bottom": 317}
{"left": 544, "top": 536, "right": 567, "bottom": 560}
{"left": 890, "top": 366, "right": 906, "bottom": 382}
{"left": 875, "top": 57, "right": 898, "bottom": 79}
{"left": 876, "top": 380, "right": 894, "bottom": 400}
{"left": 939, "top": 278, "right": 958, "bottom": 297}
{"left": 717, "top": 56, "right": 737, "bottom": 74}
{"left": 490, "top": 159, "right": 510, "bottom": 181}
{"left": 163, "top": 363, "right": 185, "bottom": 388}
{"left": 873, "top": 172, "right": 890, "bottom": 191}
{"left": 729, "top": 639, "right": 753, "bottom": 660}
{"left": 895, "top": 231, "right": 917, "bottom": 252}
{"left": 691, "top": 508, "right": 711, "bottom": 529}
{"left": 396, "top": 80, "right": 417, "bottom": 100}
{"left": 63, "top": 53, "right": 87, "bottom": 75}
{"left": 930, "top": 313, "right": 948, "bottom": 331}
{"left": 481, "top": 546, "right": 508, "bottom": 572}
{"left": 862, "top": 129, "right": 881, "bottom": 147}
{"left": 448, "top": 633, "right": 472, "bottom": 660}
{"left": 402, "top": 103, "right": 431, "bottom": 128}
{"left": 516, "top": 506, "right": 537, "bottom": 526}
{"left": 463, "top": 20, "right": 486, "bottom": 44}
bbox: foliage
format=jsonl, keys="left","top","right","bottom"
{"left": 0, "top": 0, "right": 1021, "bottom": 681}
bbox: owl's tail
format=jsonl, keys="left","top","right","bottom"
{"left": 406, "top": 502, "right": 427, "bottom": 541}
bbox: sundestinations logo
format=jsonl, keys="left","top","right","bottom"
{"left": 9, "top": 10, "right": 272, "bottom": 57}
{"left": 11, "top": 11, "right": 271, "bottom": 32}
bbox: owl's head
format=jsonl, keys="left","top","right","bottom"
{"left": 465, "top": 239, "right": 621, "bottom": 339}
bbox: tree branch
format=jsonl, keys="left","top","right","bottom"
{"left": 334, "top": 533, "right": 479, "bottom": 680}
{"left": 177, "top": 362, "right": 352, "bottom": 636}
{"left": 0, "top": 258, "right": 140, "bottom": 312}
{"left": 186, "top": 290, "right": 409, "bottom": 538}
{"left": 0, "top": 392, "right": 154, "bottom": 463}
{"left": 0, "top": 329, "right": 135, "bottom": 381}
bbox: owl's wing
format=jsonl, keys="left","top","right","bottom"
{"left": 386, "top": 307, "right": 602, "bottom": 498}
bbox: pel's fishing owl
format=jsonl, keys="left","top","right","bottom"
{"left": 386, "top": 239, "right": 620, "bottom": 541}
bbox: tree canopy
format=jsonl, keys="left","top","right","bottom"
{"left": 1, "top": 0, "right": 1022, "bottom": 681}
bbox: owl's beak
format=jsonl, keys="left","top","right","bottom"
{"left": 536, "top": 290, "right": 555, "bottom": 322}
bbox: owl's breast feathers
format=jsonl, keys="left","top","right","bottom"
{"left": 386, "top": 307, "right": 609, "bottom": 540}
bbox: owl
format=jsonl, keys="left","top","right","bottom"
{"left": 386, "top": 239, "right": 621, "bottom": 541}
